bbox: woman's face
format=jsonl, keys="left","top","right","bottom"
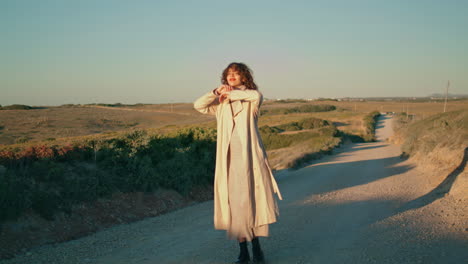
{"left": 226, "top": 68, "right": 243, "bottom": 87}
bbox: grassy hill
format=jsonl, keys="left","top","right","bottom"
{"left": 391, "top": 109, "right": 468, "bottom": 196}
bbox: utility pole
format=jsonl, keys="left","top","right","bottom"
{"left": 443, "top": 80, "right": 449, "bottom": 113}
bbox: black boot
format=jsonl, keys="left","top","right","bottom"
{"left": 251, "top": 237, "right": 265, "bottom": 264}
{"left": 234, "top": 241, "right": 250, "bottom": 264}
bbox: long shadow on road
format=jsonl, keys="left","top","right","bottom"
{"left": 267, "top": 150, "right": 467, "bottom": 263}
{"left": 276, "top": 154, "right": 414, "bottom": 200}
{"left": 266, "top": 141, "right": 467, "bottom": 263}
{"left": 269, "top": 198, "right": 467, "bottom": 264}
{"left": 397, "top": 147, "right": 468, "bottom": 215}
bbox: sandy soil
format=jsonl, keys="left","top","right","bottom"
{"left": 1, "top": 114, "right": 466, "bottom": 264}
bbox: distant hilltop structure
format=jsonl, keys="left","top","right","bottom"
{"left": 264, "top": 93, "right": 468, "bottom": 102}
{"left": 428, "top": 93, "right": 468, "bottom": 100}
{"left": 336, "top": 94, "right": 468, "bottom": 101}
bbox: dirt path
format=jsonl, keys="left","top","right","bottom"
{"left": 2, "top": 115, "right": 466, "bottom": 264}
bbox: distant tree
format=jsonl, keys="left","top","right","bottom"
{"left": 60, "top": 104, "right": 76, "bottom": 107}
{"left": 1, "top": 104, "right": 32, "bottom": 110}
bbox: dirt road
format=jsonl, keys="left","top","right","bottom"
{"left": 2, "top": 115, "right": 467, "bottom": 264}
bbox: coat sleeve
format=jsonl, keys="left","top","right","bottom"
{"left": 193, "top": 89, "right": 220, "bottom": 115}
{"left": 228, "top": 89, "right": 262, "bottom": 103}
{"left": 228, "top": 89, "right": 263, "bottom": 117}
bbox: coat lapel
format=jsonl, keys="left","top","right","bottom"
{"left": 230, "top": 100, "right": 243, "bottom": 117}
{"left": 229, "top": 85, "right": 246, "bottom": 118}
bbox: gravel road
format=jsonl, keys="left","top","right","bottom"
{"left": 2, "top": 114, "right": 467, "bottom": 264}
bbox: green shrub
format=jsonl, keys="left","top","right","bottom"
{"left": 1, "top": 104, "right": 32, "bottom": 110}
{"left": 259, "top": 125, "right": 282, "bottom": 134}
{"left": 275, "top": 122, "right": 302, "bottom": 131}
{"left": 361, "top": 111, "right": 381, "bottom": 142}
{"left": 262, "top": 104, "right": 336, "bottom": 115}
{"left": 298, "top": 117, "right": 330, "bottom": 129}
{"left": 31, "top": 190, "right": 60, "bottom": 221}
{"left": 0, "top": 170, "right": 33, "bottom": 222}
{"left": 15, "top": 136, "right": 31, "bottom": 144}
{"left": 259, "top": 118, "right": 338, "bottom": 151}
{"left": 0, "top": 126, "right": 217, "bottom": 222}
{"left": 260, "top": 117, "right": 330, "bottom": 133}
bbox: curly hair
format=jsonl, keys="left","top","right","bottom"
{"left": 221, "top": 62, "right": 258, "bottom": 90}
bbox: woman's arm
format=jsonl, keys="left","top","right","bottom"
{"left": 228, "top": 89, "right": 262, "bottom": 103}
{"left": 193, "top": 89, "right": 220, "bottom": 115}
{"left": 227, "top": 89, "right": 263, "bottom": 118}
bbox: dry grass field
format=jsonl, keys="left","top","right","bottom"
{"left": 0, "top": 104, "right": 213, "bottom": 145}
{"left": 327, "top": 99, "right": 468, "bottom": 118}
{"left": 390, "top": 108, "right": 468, "bottom": 192}
{"left": 1, "top": 99, "right": 466, "bottom": 147}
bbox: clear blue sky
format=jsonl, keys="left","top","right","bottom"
{"left": 1, "top": 0, "right": 467, "bottom": 106}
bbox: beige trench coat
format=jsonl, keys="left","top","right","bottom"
{"left": 193, "top": 85, "right": 282, "bottom": 231}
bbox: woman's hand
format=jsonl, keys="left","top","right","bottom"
{"left": 216, "top": 85, "right": 232, "bottom": 103}
{"left": 219, "top": 93, "right": 229, "bottom": 103}
{"left": 216, "top": 85, "right": 233, "bottom": 95}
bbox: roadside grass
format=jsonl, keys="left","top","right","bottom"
{"left": 392, "top": 109, "right": 467, "bottom": 159}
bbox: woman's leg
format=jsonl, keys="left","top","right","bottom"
{"left": 251, "top": 236, "right": 265, "bottom": 263}
{"left": 234, "top": 237, "right": 250, "bottom": 264}
{"left": 234, "top": 236, "right": 265, "bottom": 264}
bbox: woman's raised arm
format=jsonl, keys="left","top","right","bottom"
{"left": 228, "top": 89, "right": 262, "bottom": 104}
{"left": 227, "top": 89, "right": 263, "bottom": 118}
{"left": 193, "top": 89, "right": 220, "bottom": 115}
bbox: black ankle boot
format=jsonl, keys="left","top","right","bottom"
{"left": 234, "top": 241, "right": 250, "bottom": 264}
{"left": 251, "top": 237, "right": 265, "bottom": 264}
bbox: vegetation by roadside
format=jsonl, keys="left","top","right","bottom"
{"left": 390, "top": 109, "right": 468, "bottom": 196}
{"left": 0, "top": 128, "right": 216, "bottom": 223}
{"left": 261, "top": 104, "right": 336, "bottom": 115}
{"left": 392, "top": 109, "right": 467, "bottom": 158}
{"left": 0, "top": 109, "right": 382, "bottom": 260}
{"left": 337, "top": 111, "right": 381, "bottom": 143}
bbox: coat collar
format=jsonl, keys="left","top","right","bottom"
{"left": 234, "top": 84, "right": 247, "bottom": 91}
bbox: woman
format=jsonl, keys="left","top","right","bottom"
{"left": 194, "top": 62, "right": 282, "bottom": 264}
